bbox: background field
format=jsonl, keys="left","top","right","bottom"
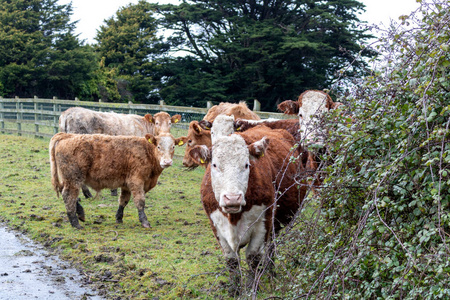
{"left": 0, "top": 133, "right": 237, "bottom": 299}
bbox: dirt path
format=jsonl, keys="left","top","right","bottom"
{"left": 0, "top": 224, "right": 103, "bottom": 300}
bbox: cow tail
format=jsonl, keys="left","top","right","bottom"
{"left": 49, "top": 135, "right": 63, "bottom": 197}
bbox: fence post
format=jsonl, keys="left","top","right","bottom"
{"left": 53, "top": 101, "right": 58, "bottom": 135}
{"left": 253, "top": 99, "right": 261, "bottom": 111}
{"left": 34, "top": 101, "right": 39, "bottom": 138}
{"left": 15, "top": 96, "right": 22, "bottom": 136}
{"left": 0, "top": 97, "right": 4, "bottom": 133}
{"left": 207, "top": 101, "right": 213, "bottom": 109}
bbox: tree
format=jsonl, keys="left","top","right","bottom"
{"left": 95, "top": 0, "right": 168, "bottom": 103}
{"left": 0, "top": 0, "right": 98, "bottom": 99}
{"left": 151, "top": 0, "right": 374, "bottom": 111}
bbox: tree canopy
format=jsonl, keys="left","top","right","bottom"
{"left": 95, "top": 0, "right": 169, "bottom": 103}
{"left": 0, "top": 0, "right": 97, "bottom": 99}
{"left": 151, "top": 0, "right": 374, "bottom": 110}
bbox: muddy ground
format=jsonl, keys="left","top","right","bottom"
{"left": 0, "top": 223, "right": 103, "bottom": 300}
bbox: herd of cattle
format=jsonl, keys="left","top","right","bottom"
{"left": 48, "top": 90, "right": 342, "bottom": 290}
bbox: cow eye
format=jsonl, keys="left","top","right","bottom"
{"left": 245, "top": 163, "right": 249, "bottom": 169}
{"left": 212, "top": 163, "right": 217, "bottom": 168}
{"left": 188, "top": 140, "right": 192, "bottom": 144}
{"left": 157, "top": 146, "right": 161, "bottom": 150}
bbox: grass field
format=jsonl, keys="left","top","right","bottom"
{"left": 0, "top": 133, "right": 234, "bottom": 299}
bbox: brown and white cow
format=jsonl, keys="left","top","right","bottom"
{"left": 277, "top": 90, "right": 342, "bottom": 145}
{"left": 189, "top": 126, "right": 304, "bottom": 293}
{"left": 49, "top": 132, "right": 182, "bottom": 229}
{"left": 59, "top": 107, "right": 181, "bottom": 198}
{"left": 180, "top": 102, "right": 260, "bottom": 168}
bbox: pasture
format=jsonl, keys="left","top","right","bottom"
{"left": 0, "top": 132, "right": 236, "bottom": 299}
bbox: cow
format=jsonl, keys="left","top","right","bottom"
{"left": 188, "top": 125, "right": 304, "bottom": 294}
{"left": 277, "top": 90, "right": 342, "bottom": 145}
{"left": 59, "top": 107, "right": 182, "bottom": 137}
{"left": 49, "top": 132, "right": 183, "bottom": 229}
{"left": 203, "top": 101, "right": 260, "bottom": 122}
{"left": 277, "top": 90, "right": 344, "bottom": 193}
{"left": 179, "top": 102, "right": 260, "bottom": 169}
{"left": 59, "top": 107, "right": 181, "bottom": 198}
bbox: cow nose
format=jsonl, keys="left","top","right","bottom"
{"left": 223, "top": 193, "right": 242, "bottom": 207}
{"left": 161, "top": 159, "right": 173, "bottom": 168}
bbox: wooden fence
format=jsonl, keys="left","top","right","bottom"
{"left": 0, "top": 96, "right": 290, "bottom": 138}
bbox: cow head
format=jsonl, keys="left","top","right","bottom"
{"left": 209, "top": 114, "right": 236, "bottom": 145}
{"left": 144, "top": 112, "right": 182, "bottom": 136}
{"left": 189, "top": 134, "right": 269, "bottom": 214}
{"left": 145, "top": 133, "right": 183, "bottom": 169}
{"left": 277, "top": 100, "right": 299, "bottom": 115}
{"left": 179, "top": 121, "right": 212, "bottom": 169}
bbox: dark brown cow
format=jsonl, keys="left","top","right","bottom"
{"left": 180, "top": 102, "right": 260, "bottom": 168}
{"left": 49, "top": 132, "right": 182, "bottom": 229}
{"left": 189, "top": 126, "right": 304, "bottom": 293}
{"left": 59, "top": 107, "right": 181, "bottom": 198}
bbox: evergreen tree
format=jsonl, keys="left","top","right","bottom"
{"left": 95, "top": 0, "right": 168, "bottom": 103}
{"left": 0, "top": 0, "right": 98, "bottom": 99}
{"left": 151, "top": 0, "right": 374, "bottom": 111}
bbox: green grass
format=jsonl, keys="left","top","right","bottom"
{"left": 0, "top": 133, "right": 231, "bottom": 299}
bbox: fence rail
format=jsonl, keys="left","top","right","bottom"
{"left": 0, "top": 96, "right": 290, "bottom": 138}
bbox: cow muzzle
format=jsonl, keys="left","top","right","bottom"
{"left": 221, "top": 193, "right": 244, "bottom": 214}
{"left": 160, "top": 159, "right": 173, "bottom": 168}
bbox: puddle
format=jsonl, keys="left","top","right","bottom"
{"left": 0, "top": 224, "right": 103, "bottom": 300}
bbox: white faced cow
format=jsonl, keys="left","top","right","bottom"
{"left": 189, "top": 125, "right": 304, "bottom": 294}
{"left": 49, "top": 132, "right": 182, "bottom": 229}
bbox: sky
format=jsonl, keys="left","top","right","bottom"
{"left": 59, "top": 0, "right": 421, "bottom": 45}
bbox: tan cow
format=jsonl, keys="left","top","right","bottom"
{"left": 179, "top": 102, "right": 260, "bottom": 168}
{"left": 49, "top": 132, "right": 183, "bottom": 229}
{"left": 59, "top": 107, "right": 181, "bottom": 198}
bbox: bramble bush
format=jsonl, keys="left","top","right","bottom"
{"left": 270, "top": 1, "right": 450, "bottom": 299}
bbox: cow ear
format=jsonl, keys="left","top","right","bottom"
{"left": 145, "top": 134, "right": 157, "bottom": 145}
{"left": 234, "top": 118, "right": 246, "bottom": 132}
{"left": 192, "top": 122, "right": 203, "bottom": 135}
{"left": 198, "top": 120, "right": 212, "bottom": 130}
{"left": 248, "top": 137, "right": 269, "bottom": 159}
{"left": 144, "top": 114, "right": 154, "bottom": 123}
{"left": 189, "top": 145, "right": 211, "bottom": 165}
{"left": 171, "top": 114, "right": 182, "bottom": 124}
{"left": 175, "top": 137, "right": 186, "bottom": 146}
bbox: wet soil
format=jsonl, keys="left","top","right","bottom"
{"left": 0, "top": 224, "right": 103, "bottom": 300}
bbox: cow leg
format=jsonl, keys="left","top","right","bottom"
{"left": 226, "top": 257, "right": 241, "bottom": 296}
{"left": 130, "top": 185, "right": 150, "bottom": 228}
{"left": 76, "top": 199, "right": 85, "bottom": 222}
{"left": 62, "top": 185, "right": 82, "bottom": 229}
{"left": 81, "top": 184, "right": 93, "bottom": 198}
{"left": 116, "top": 189, "right": 131, "bottom": 224}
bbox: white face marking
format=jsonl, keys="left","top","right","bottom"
{"left": 210, "top": 135, "right": 250, "bottom": 213}
{"left": 155, "top": 134, "right": 175, "bottom": 168}
{"left": 298, "top": 91, "right": 329, "bottom": 145}
{"left": 211, "top": 115, "right": 235, "bottom": 145}
{"left": 210, "top": 205, "right": 267, "bottom": 258}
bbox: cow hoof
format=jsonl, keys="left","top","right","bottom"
{"left": 142, "top": 222, "right": 151, "bottom": 228}
{"left": 116, "top": 219, "right": 123, "bottom": 224}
